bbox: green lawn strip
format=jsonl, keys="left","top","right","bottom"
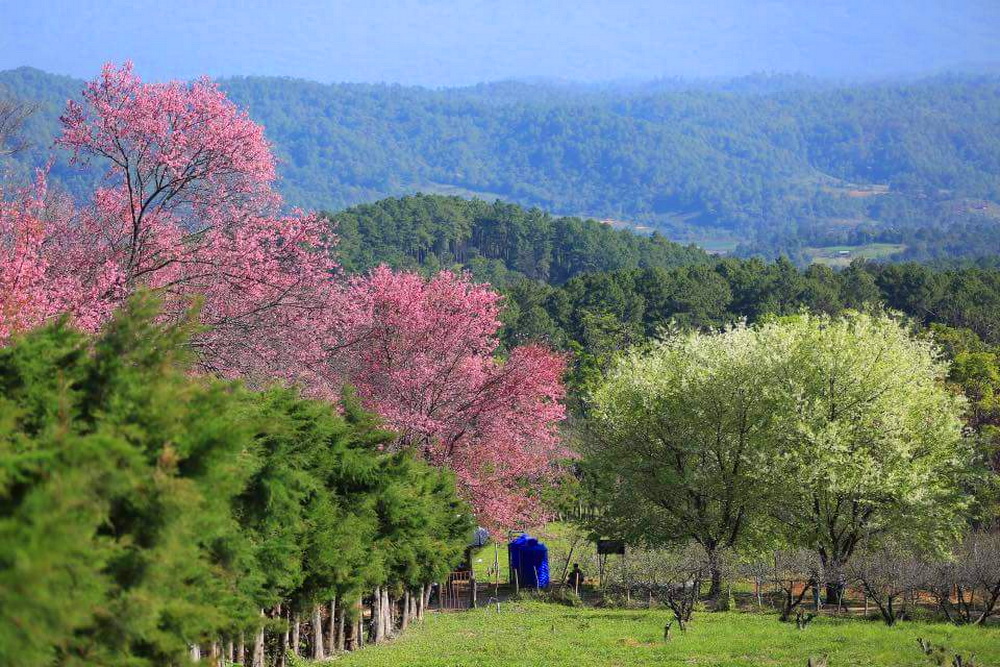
{"left": 334, "top": 603, "right": 1000, "bottom": 666}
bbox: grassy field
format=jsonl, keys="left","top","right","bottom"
{"left": 453, "top": 526, "right": 999, "bottom": 665}
{"left": 332, "top": 602, "right": 1000, "bottom": 666}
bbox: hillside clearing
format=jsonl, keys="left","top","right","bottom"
{"left": 806, "top": 243, "right": 907, "bottom": 266}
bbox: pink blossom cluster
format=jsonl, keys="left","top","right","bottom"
{"left": 332, "top": 267, "right": 568, "bottom": 528}
{"left": 0, "top": 172, "right": 63, "bottom": 340}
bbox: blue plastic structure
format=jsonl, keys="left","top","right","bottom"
{"left": 508, "top": 533, "right": 549, "bottom": 588}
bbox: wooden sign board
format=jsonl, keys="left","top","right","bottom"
{"left": 596, "top": 539, "right": 625, "bottom": 555}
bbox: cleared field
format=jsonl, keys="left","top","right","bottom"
{"left": 332, "top": 602, "right": 1000, "bottom": 666}
{"left": 806, "top": 243, "right": 906, "bottom": 266}
{"left": 692, "top": 237, "right": 740, "bottom": 255}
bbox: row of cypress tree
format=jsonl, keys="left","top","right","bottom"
{"left": 0, "top": 295, "right": 473, "bottom": 666}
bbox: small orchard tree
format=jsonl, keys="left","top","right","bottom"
{"left": 739, "top": 555, "right": 773, "bottom": 609}
{"left": 924, "top": 531, "right": 1000, "bottom": 626}
{"left": 586, "top": 323, "right": 795, "bottom": 595}
{"left": 848, "top": 544, "right": 925, "bottom": 626}
{"left": 657, "top": 545, "right": 711, "bottom": 632}
{"left": 954, "top": 531, "right": 1000, "bottom": 625}
{"left": 606, "top": 545, "right": 710, "bottom": 632}
{"left": 776, "top": 312, "right": 972, "bottom": 600}
{"left": 770, "top": 549, "right": 824, "bottom": 622}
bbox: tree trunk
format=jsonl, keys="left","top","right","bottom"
{"left": 708, "top": 567, "right": 722, "bottom": 599}
{"left": 973, "top": 582, "right": 1000, "bottom": 626}
{"left": 291, "top": 612, "right": 301, "bottom": 656}
{"left": 312, "top": 604, "right": 325, "bottom": 659}
{"left": 328, "top": 597, "right": 338, "bottom": 653}
{"left": 370, "top": 587, "right": 382, "bottom": 643}
{"left": 237, "top": 634, "right": 245, "bottom": 667}
{"left": 401, "top": 590, "right": 411, "bottom": 631}
{"left": 378, "top": 588, "right": 386, "bottom": 639}
{"left": 376, "top": 588, "right": 383, "bottom": 641}
{"left": 279, "top": 605, "right": 288, "bottom": 667}
{"left": 190, "top": 644, "right": 201, "bottom": 662}
{"left": 344, "top": 610, "right": 356, "bottom": 652}
{"left": 356, "top": 596, "right": 364, "bottom": 649}
{"left": 385, "top": 588, "right": 392, "bottom": 637}
{"left": 252, "top": 622, "right": 265, "bottom": 667}
{"left": 383, "top": 588, "right": 393, "bottom": 638}
{"left": 336, "top": 599, "right": 346, "bottom": 651}
{"left": 420, "top": 584, "right": 431, "bottom": 619}
{"left": 706, "top": 547, "right": 722, "bottom": 598}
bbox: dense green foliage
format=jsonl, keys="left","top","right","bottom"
{"left": 0, "top": 300, "right": 250, "bottom": 665}
{"left": 4, "top": 67, "right": 1000, "bottom": 259}
{"left": 501, "top": 259, "right": 1000, "bottom": 385}
{"left": 332, "top": 194, "right": 709, "bottom": 284}
{"left": 0, "top": 297, "right": 471, "bottom": 666}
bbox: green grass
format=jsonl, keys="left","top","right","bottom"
{"left": 333, "top": 603, "right": 1000, "bottom": 666}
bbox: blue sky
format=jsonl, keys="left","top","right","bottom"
{"left": 1, "top": 0, "right": 998, "bottom": 86}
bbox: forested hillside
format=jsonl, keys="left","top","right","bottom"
{"left": 332, "top": 194, "right": 709, "bottom": 284}
{"left": 3, "top": 66, "right": 1000, "bottom": 260}
{"left": 501, "top": 258, "right": 1000, "bottom": 392}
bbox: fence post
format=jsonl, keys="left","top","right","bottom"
{"left": 623, "top": 553, "right": 629, "bottom": 605}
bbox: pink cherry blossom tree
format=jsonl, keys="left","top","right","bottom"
{"left": 50, "top": 62, "right": 338, "bottom": 380}
{"left": 329, "top": 266, "right": 568, "bottom": 528}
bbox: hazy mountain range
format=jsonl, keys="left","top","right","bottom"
{"left": 3, "top": 66, "right": 1000, "bottom": 262}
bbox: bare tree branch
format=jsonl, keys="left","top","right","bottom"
{"left": 0, "top": 96, "right": 36, "bottom": 156}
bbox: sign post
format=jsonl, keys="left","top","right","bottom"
{"left": 596, "top": 540, "right": 625, "bottom": 590}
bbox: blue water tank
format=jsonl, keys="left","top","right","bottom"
{"left": 508, "top": 533, "right": 549, "bottom": 589}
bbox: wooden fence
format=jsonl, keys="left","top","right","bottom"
{"left": 438, "top": 571, "right": 477, "bottom": 610}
